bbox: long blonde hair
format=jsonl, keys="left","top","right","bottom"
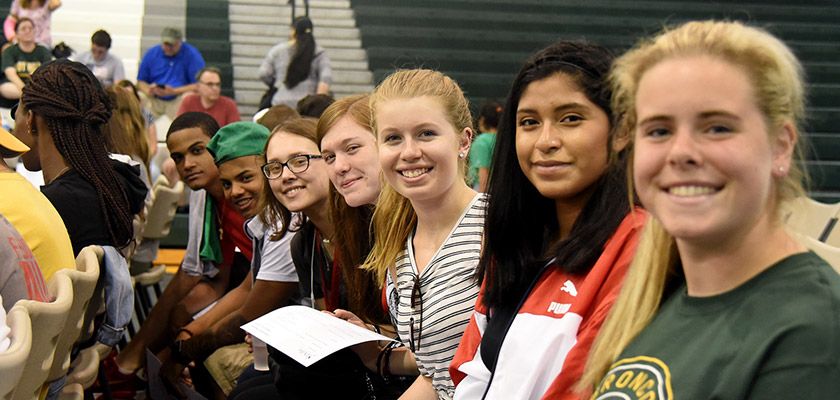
{"left": 103, "top": 85, "right": 151, "bottom": 166}
{"left": 580, "top": 20, "right": 809, "bottom": 391}
{"left": 362, "top": 69, "right": 473, "bottom": 285}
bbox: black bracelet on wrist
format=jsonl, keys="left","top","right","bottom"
{"left": 176, "top": 328, "right": 194, "bottom": 338}
{"left": 376, "top": 346, "right": 387, "bottom": 377}
{"left": 381, "top": 342, "right": 394, "bottom": 382}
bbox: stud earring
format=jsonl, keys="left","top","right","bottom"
{"left": 459, "top": 153, "right": 465, "bottom": 158}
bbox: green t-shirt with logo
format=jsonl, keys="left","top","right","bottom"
{"left": 592, "top": 252, "right": 840, "bottom": 400}
{"left": 1, "top": 44, "right": 52, "bottom": 83}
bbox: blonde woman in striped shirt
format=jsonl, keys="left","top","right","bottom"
{"left": 347, "top": 69, "right": 485, "bottom": 400}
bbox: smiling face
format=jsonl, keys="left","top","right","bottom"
{"left": 265, "top": 131, "right": 330, "bottom": 214}
{"left": 320, "top": 116, "right": 381, "bottom": 207}
{"left": 633, "top": 56, "right": 790, "bottom": 245}
{"left": 375, "top": 96, "right": 470, "bottom": 204}
{"left": 219, "top": 155, "right": 264, "bottom": 218}
{"left": 166, "top": 127, "right": 219, "bottom": 190}
{"left": 515, "top": 73, "right": 611, "bottom": 210}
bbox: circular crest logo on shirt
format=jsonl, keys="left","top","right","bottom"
{"left": 591, "top": 356, "right": 673, "bottom": 400}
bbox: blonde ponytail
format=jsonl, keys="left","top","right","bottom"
{"left": 578, "top": 216, "right": 678, "bottom": 392}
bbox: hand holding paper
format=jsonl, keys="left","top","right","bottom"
{"left": 241, "top": 305, "right": 398, "bottom": 367}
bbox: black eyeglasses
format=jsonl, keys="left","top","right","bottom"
{"left": 409, "top": 275, "right": 423, "bottom": 353}
{"left": 262, "top": 154, "right": 322, "bottom": 180}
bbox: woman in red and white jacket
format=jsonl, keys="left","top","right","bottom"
{"left": 449, "top": 40, "right": 645, "bottom": 400}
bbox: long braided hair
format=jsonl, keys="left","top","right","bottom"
{"left": 22, "top": 58, "right": 134, "bottom": 249}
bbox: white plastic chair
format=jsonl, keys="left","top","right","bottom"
{"left": 45, "top": 246, "right": 101, "bottom": 397}
{"left": 783, "top": 197, "right": 840, "bottom": 241}
{"left": 0, "top": 306, "right": 32, "bottom": 399}
{"left": 12, "top": 273, "right": 73, "bottom": 400}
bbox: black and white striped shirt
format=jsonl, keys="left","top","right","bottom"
{"left": 388, "top": 193, "right": 486, "bottom": 399}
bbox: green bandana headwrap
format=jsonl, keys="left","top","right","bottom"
{"left": 199, "top": 122, "right": 271, "bottom": 263}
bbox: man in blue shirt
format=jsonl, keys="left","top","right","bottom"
{"left": 137, "top": 27, "right": 205, "bottom": 120}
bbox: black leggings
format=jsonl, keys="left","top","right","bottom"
{"left": 228, "top": 373, "right": 280, "bottom": 399}
{"left": 228, "top": 348, "right": 410, "bottom": 400}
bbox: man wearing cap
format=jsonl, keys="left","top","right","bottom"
{"left": 176, "top": 66, "right": 241, "bottom": 127}
{"left": 137, "top": 26, "right": 205, "bottom": 120}
{"left": 74, "top": 29, "right": 126, "bottom": 87}
{"left": 160, "top": 121, "right": 300, "bottom": 397}
{"left": 0, "top": 122, "right": 74, "bottom": 282}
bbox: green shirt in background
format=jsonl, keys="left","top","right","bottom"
{"left": 593, "top": 251, "right": 840, "bottom": 399}
{"left": 467, "top": 132, "right": 496, "bottom": 189}
{"left": 1, "top": 44, "right": 52, "bottom": 83}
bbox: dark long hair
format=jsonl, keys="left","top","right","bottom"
{"left": 479, "top": 41, "right": 631, "bottom": 309}
{"left": 22, "top": 59, "right": 134, "bottom": 249}
{"left": 284, "top": 17, "right": 316, "bottom": 90}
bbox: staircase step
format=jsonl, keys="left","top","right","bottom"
{"left": 232, "top": 45, "right": 367, "bottom": 61}
{"left": 230, "top": 23, "right": 359, "bottom": 40}
{"left": 231, "top": 38, "right": 361, "bottom": 52}
{"left": 230, "top": 14, "right": 356, "bottom": 28}
{"left": 232, "top": 56, "right": 368, "bottom": 70}
{"left": 235, "top": 84, "right": 373, "bottom": 106}
{"left": 229, "top": 0, "right": 350, "bottom": 8}
{"left": 230, "top": 4, "right": 354, "bottom": 19}
{"left": 234, "top": 66, "right": 372, "bottom": 84}
{"left": 230, "top": 35, "right": 359, "bottom": 49}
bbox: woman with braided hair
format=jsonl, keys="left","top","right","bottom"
{"left": 13, "top": 58, "right": 146, "bottom": 356}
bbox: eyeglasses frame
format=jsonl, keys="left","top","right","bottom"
{"left": 261, "top": 154, "right": 323, "bottom": 180}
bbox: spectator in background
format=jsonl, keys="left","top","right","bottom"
{"left": 0, "top": 213, "right": 49, "bottom": 308}
{"left": 259, "top": 16, "right": 331, "bottom": 108}
{"left": 0, "top": 18, "right": 51, "bottom": 101}
{"left": 177, "top": 66, "right": 241, "bottom": 127}
{"left": 102, "top": 85, "right": 157, "bottom": 274}
{"left": 3, "top": 0, "right": 60, "bottom": 47}
{"left": 1, "top": 112, "right": 74, "bottom": 283}
{"left": 296, "top": 93, "right": 334, "bottom": 118}
{"left": 117, "top": 79, "right": 159, "bottom": 157}
{"left": 254, "top": 103, "right": 299, "bottom": 132}
{"left": 75, "top": 29, "right": 125, "bottom": 87}
{"left": 467, "top": 99, "right": 502, "bottom": 192}
{"left": 137, "top": 27, "right": 205, "bottom": 121}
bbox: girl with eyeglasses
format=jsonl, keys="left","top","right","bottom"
{"left": 358, "top": 69, "right": 486, "bottom": 400}
{"left": 258, "top": 117, "right": 337, "bottom": 311}
{"left": 448, "top": 41, "right": 645, "bottom": 399}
